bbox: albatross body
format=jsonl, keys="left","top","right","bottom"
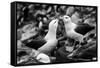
{"left": 38, "top": 19, "right": 58, "bottom": 55}
{"left": 62, "top": 15, "right": 94, "bottom": 42}
{"left": 21, "top": 19, "right": 58, "bottom": 63}
{"left": 25, "top": 19, "right": 58, "bottom": 55}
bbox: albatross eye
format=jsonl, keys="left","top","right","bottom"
{"left": 65, "top": 17, "right": 68, "bottom": 19}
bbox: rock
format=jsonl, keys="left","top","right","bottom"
{"left": 71, "top": 12, "right": 82, "bottom": 24}
{"left": 66, "top": 7, "right": 75, "bottom": 16}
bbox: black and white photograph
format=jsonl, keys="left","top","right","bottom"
{"left": 11, "top": 1, "right": 97, "bottom": 66}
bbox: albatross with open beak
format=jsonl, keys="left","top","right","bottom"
{"left": 38, "top": 19, "right": 58, "bottom": 55}
{"left": 23, "top": 19, "right": 58, "bottom": 63}
{"left": 33, "top": 19, "right": 58, "bottom": 63}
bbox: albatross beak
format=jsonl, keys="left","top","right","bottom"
{"left": 59, "top": 16, "right": 63, "bottom": 20}
{"left": 54, "top": 19, "right": 59, "bottom": 26}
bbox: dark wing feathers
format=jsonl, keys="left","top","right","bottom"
{"left": 75, "top": 23, "right": 94, "bottom": 35}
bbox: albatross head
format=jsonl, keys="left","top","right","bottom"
{"left": 49, "top": 19, "right": 58, "bottom": 31}
{"left": 60, "top": 15, "right": 71, "bottom": 24}
{"left": 44, "top": 19, "right": 58, "bottom": 40}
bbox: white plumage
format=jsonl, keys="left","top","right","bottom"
{"left": 19, "top": 19, "right": 58, "bottom": 63}
{"left": 38, "top": 19, "right": 58, "bottom": 55}
{"left": 61, "top": 15, "right": 94, "bottom": 44}
{"left": 24, "top": 19, "right": 58, "bottom": 55}
{"left": 30, "top": 49, "right": 51, "bottom": 63}
{"left": 62, "top": 15, "right": 84, "bottom": 42}
{"left": 36, "top": 53, "right": 51, "bottom": 63}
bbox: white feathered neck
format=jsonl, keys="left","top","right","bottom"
{"left": 44, "top": 20, "right": 58, "bottom": 41}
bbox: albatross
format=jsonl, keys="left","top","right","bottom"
{"left": 61, "top": 15, "right": 94, "bottom": 42}
{"left": 25, "top": 19, "right": 58, "bottom": 55}
{"left": 38, "top": 19, "right": 58, "bottom": 55}
{"left": 19, "top": 19, "right": 58, "bottom": 63}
